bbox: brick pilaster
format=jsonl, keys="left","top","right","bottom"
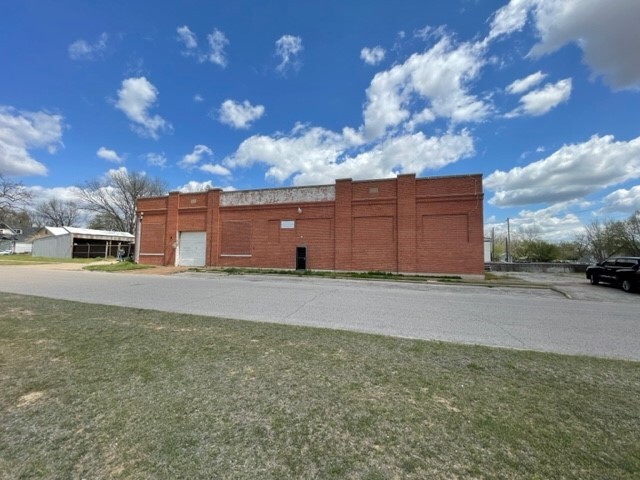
{"left": 205, "top": 188, "right": 221, "bottom": 267}
{"left": 334, "top": 178, "right": 352, "bottom": 271}
{"left": 164, "top": 191, "right": 180, "bottom": 266}
{"left": 397, "top": 173, "right": 417, "bottom": 273}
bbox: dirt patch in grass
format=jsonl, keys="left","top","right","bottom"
{"left": 16, "top": 391, "right": 45, "bottom": 408}
{"left": 1, "top": 292, "right": 639, "bottom": 479}
{"left": 0, "top": 307, "right": 34, "bottom": 319}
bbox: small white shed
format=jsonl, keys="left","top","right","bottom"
{"left": 31, "top": 227, "right": 134, "bottom": 259}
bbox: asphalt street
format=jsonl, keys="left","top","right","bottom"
{"left": 1, "top": 265, "right": 638, "bottom": 360}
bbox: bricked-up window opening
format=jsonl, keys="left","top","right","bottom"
{"left": 221, "top": 220, "right": 252, "bottom": 255}
{"left": 296, "top": 246, "right": 306, "bottom": 270}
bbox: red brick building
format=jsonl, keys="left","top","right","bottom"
{"left": 135, "top": 173, "right": 485, "bottom": 276}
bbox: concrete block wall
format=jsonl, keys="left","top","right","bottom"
{"left": 136, "top": 173, "right": 485, "bottom": 275}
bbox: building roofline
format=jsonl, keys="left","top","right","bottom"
{"left": 139, "top": 173, "right": 484, "bottom": 201}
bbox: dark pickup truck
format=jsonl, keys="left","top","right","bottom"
{"left": 586, "top": 256, "right": 640, "bottom": 293}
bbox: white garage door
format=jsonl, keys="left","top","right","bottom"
{"left": 178, "top": 231, "right": 206, "bottom": 266}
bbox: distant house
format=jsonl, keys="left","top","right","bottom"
{"left": 0, "top": 222, "right": 16, "bottom": 240}
{"left": 31, "top": 227, "right": 134, "bottom": 259}
{"left": 0, "top": 222, "right": 36, "bottom": 254}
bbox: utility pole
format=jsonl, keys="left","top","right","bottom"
{"left": 491, "top": 227, "right": 495, "bottom": 262}
{"left": 506, "top": 217, "right": 511, "bottom": 263}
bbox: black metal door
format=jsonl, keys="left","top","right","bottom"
{"left": 296, "top": 247, "right": 306, "bottom": 270}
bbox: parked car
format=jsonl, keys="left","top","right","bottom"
{"left": 0, "top": 249, "right": 13, "bottom": 255}
{"left": 586, "top": 257, "right": 640, "bottom": 293}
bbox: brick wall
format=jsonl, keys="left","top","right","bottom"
{"left": 136, "top": 174, "right": 484, "bottom": 275}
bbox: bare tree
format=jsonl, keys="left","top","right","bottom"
{"left": 583, "top": 220, "right": 614, "bottom": 261}
{"left": 87, "top": 213, "right": 123, "bottom": 231}
{"left": 34, "top": 199, "right": 82, "bottom": 227}
{"left": 76, "top": 170, "right": 167, "bottom": 233}
{"left": 581, "top": 217, "right": 635, "bottom": 261}
{"left": 518, "top": 225, "right": 542, "bottom": 242}
{"left": 0, "top": 173, "right": 32, "bottom": 217}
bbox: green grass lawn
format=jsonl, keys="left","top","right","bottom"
{"left": 83, "top": 260, "right": 154, "bottom": 272}
{"left": 1, "top": 293, "right": 638, "bottom": 479}
{"left": 193, "top": 267, "right": 549, "bottom": 287}
{"left": 0, "top": 255, "right": 99, "bottom": 265}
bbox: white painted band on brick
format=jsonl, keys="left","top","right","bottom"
{"left": 221, "top": 185, "right": 335, "bottom": 206}
{"left": 140, "top": 253, "right": 164, "bottom": 256}
{"left": 220, "top": 254, "right": 252, "bottom": 257}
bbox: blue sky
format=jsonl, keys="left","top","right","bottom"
{"left": 2, "top": 0, "right": 640, "bottom": 240}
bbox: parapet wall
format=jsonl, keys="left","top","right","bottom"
{"left": 221, "top": 185, "right": 335, "bottom": 206}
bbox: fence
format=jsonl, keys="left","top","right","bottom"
{"left": 486, "top": 262, "right": 588, "bottom": 273}
{"left": 72, "top": 243, "right": 133, "bottom": 259}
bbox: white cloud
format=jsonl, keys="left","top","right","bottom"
{"left": 199, "top": 163, "right": 231, "bottom": 176}
{"left": 178, "top": 180, "right": 215, "bottom": 193}
{"left": 115, "top": 77, "right": 172, "bottom": 140}
{"left": 275, "top": 35, "right": 303, "bottom": 73}
{"left": 68, "top": 33, "right": 108, "bottom": 60}
{"left": 600, "top": 186, "right": 640, "bottom": 214}
{"left": 506, "top": 71, "right": 547, "bottom": 94}
{"left": 179, "top": 145, "right": 212, "bottom": 169}
{"left": 485, "top": 203, "right": 585, "bottom": 242}
{"left": 360, "top": 46, "right": 386, "bottom": 65}
{"left": 177, "top": 180, "right": 236, "bottom": 193}
{"left": 96, "top": 147, "right": 123, "bottom": 163}
{"left": 204, "top": 29, "right": 229, "bottom": 67}
{"left": 0, "top": 106, "right": 64, "bottom": 176}
{"left": 26, "top": 185, "right": 82, "bottom": 205}
{"left": 176, "top": 25, "right": 197, "bottom": 50}
{"left": 144, "top": 152, "right": 166, "bottom": 167}
{"left": 193, "top": 94, "right": 204, "bottom": 103}
{"left": 506, "top": 78, "right": 572, "bottom": 117}
{"left": 363, "top": 35, "right": 490, "bottom": 139}
{"left": 414, "top": 25, "right": 448, "bottom": 41}
{"left": 488, "top": 0, "right": 535, "bottom": 41}
{"left": 176, "top": 26, "right": 228, "bottom": 67}
{"left": 489, "top": 0, "right": 640, "bottom": 90}
{"left": 218, "top": 100, "right": 265, "bottom": 129}
{"left": 485, "top": 134, "right": 640, "bottom": 206}
{"left": 225, "top": 123, "right": 473, "bottom": 186}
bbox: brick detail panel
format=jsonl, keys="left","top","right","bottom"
{"left": 352, "top": 216, "right": 396, "bottom": 272}
{"left": 297, "top": 218, "right": 334, "bottom": 269}
{"left": 221, "top": 220, "right": 252, "bottom": 255}
{"left": 179, "top": 193, "right": 206, "bottom": 208}
{"left": 268, "top": 220, "right": 280, "bottom": 242}
{"left": 419, "top": 214, "right": 471, "bottom": 273}
{"left": 352, "top": 179, "right": 396, "bottom": 199}
{"left": 423, "top": 214, "right": 469, "bottom": 242}
{"left": 177, "top": 211, "right": 206, "bottom": 231}
{"left": 138, "top": 220, "right": 166, "bottom": 265}
{"left": 140, "top": 221, "right": 166, "bottom": 254}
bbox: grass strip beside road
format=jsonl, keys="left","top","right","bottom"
{"left": 83, "top": 260, "right": 154, "bottom": 272}
{"left": 193, "top": 267, "right": 547, "bottom": 288}
{"left": 1, "top": 293, "right": 638, "bottom": 479}
{"left": 0, "top": 255, "right": 98, "bottom": 265}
